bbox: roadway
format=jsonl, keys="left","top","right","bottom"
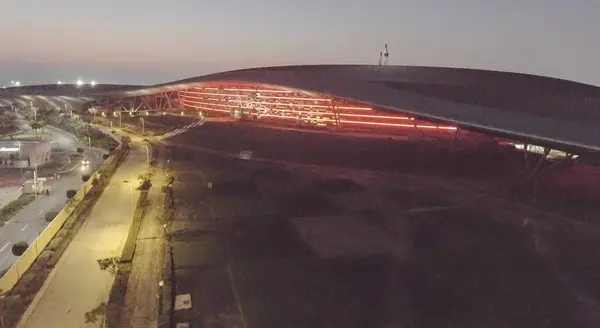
{"left": 0, "top": 124, "right": 106, "bottom": 273}
{"left": 17, "top": 139, "right": 147, "bottom": 328}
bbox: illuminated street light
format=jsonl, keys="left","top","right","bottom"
{"left": 14, "top": 81, "right": 20, "bottom": 86}
{"left": 90, "top": 81, "right": 96, "bottom": 87}
{"left": 76, "top": 80, "right": 83, "bottom": 87}
{"left": 57, "top": 81, "right": 62, "bottom": 85}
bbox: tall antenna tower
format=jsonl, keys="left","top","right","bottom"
{"left": 383, "top": 43, "right": 390, "bottom": 66}
{"left": 377, "top": 44, "right": 390, "bottom": 66}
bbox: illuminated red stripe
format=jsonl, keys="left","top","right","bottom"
{"left": 338, "top": 113, "right": 411, "bottom": 120}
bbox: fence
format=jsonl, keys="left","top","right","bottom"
{"left": 0, "top": 143, "right": 125, "bottom": 293}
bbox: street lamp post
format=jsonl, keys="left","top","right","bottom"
{"left": 141, "top": 117, "right": 145, "bottom": 135}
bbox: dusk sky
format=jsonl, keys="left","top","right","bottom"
{"left": 1, "top": 0, "right": 598, "bottom": 86}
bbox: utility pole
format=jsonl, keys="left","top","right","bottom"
{"left": 141, "top": 117, "right": 145, "bottom": 135}
{"left": 383, "top": 43, "right": 390, "bottom": 66}
{"left": 119, "top": 110, "right": 122, "bottom": 128}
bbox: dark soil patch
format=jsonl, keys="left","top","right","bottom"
{"left": 225, "top": 214, "right": 313, "bottom": 261}
{"left": 211, "top": 180, "right": 260, "bottom": 197}
{"left": 312, "top": 178, "right": 366, "bottom": 194}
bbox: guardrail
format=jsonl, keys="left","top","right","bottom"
{"left": 0, "top": 143, "right": 126, "bottom": 293}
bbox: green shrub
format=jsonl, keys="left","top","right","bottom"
{"left": 82, "top": 174, "right": 91, "bottom": 182}
{"left": 66, "top": 189, "right": 77, "bottom": 199}
{"left": 12, "top": 241, "right": 29, "bottom": 256}
{"left": 45, "top": 211, "right": 59, "bottom": 222}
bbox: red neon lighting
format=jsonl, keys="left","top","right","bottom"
{"left": 338, "top": 113, "right": 411, "bottom": 120}
{"left": 180, "top": 84, "right": 458, "bottom": 132}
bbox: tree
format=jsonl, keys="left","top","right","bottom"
{"left": 29, "top": 121, "right": 43, "bottom": 138}
{"left": 66, "top": 189, "right": 77, "bottom": 200}
{"left": 102, "top": 154, "right": 109, "bottom": 160}
{"left": 82, "top": 174, "right": 91, "bottom": 182}
{"left": 45, "top": 211, "right": 58, "bottom": 222}
{"left": 38, "top": 120, "right": 46, "bottom": 135}
{"left": 11, "top": 241, "right": 28, "bottom": 256}
{"left": 77, "top": 147, "right": 84, "bottom": 154}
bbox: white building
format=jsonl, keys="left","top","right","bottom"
{"left": 0, "top": 140, "right": 51, "bottom": 168}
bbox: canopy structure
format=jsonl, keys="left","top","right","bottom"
{"left": 3, "top": 65, "right": 600, "bottom": 153}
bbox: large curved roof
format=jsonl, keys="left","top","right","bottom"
{"left": 99, "top": 65, "right": 600, "bottom": 152}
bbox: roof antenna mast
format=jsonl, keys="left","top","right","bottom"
{"left": 383, "top": 43, "right": 390, "bottom": 66}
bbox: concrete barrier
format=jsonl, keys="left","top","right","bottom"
{"left": 0, "top": 142, "right": 126, "bottom": 293}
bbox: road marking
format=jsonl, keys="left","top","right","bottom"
{"left": 21, "top": 224, "right": 28, "bottom": 231}
{"left": 0, "top": 242, "right": 9, "bottom": 252}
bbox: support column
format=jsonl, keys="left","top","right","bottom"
{"left": 532, "top": 147, "right": 551, "bottom": 174}
{"left": 523, "top": 143, "right": 530, "bottom": 170}
{"left": 329, "top": 97, "right": 340, "bottom": 128}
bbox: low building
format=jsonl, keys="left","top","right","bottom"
{"left": 0, "top": 140, "right": 51, "bottom": 168}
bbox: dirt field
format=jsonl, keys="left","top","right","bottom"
{"left": 164, "top": 121, "right": 600, "bottom": 328}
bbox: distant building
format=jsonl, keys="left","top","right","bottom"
{"left": 0, "top": 140, "right": 51, "bottom": 168}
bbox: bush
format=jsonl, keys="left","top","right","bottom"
{"left": 82, "top": 174, "right": 91, "bottom": 182}
{"left": 12, "top": 241, "right": 29, "bottom": 256}
{"left": 66, "top": 189, "right": 77, "bottom": 199}
{"left": 45, "top": 211, "right": 59, "bottom": 222}
{"left": 103, "top": 154, "right": 109, "bottom": 160}
{"left": 109, "top": 147, "right": 116, "bottom": 153}
{"left": 137, "top": 179, "right": 152, "bottom": 191}
{"left": 77, "top": 147, "right": 84, "bottom": 153}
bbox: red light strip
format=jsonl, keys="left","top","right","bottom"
{"left": 257, "top": 108, "right": 334, "bottom": 116}
{"left": 340, "top": 120, "right": 414, "bottom": 128}
{"left": 251, "top": 113, "right": 455, "bottom": 131}
{"left": 257, "top": 95, "right": 330, "bottom": 102}
{"left": 228, "top": 99, "right": 371, "bottom": 111}
{"left": 197, "top": 87, "right": 293, "bottom": 93}
{"left": 336, "top": 106, "right": 372, "bottom": 111}
{"left": 182, "top": 98, "right": 230, "bottom": 108}
{"left": 224, "top": 88, "right": 294, "bottom": 93}
{"left": 184, "top": 97, "right": 333, "bottom": 117}
{"left": 182, "top": 101, "right": 230, "bottom": 113}
{"left": 183, "top": 96, "right": 456, "bottom": 131}
{"left": 186, "top": 91, "right": 244, "bottom": 97}
{"left": 338, "top": 113, "right": 411, "bottom": 120}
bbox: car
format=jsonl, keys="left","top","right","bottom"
{"left": 81, "top": 158, "right": 90, "bottom": 165}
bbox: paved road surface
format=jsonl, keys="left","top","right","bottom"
{"left": 121, "top": 153, "right": 167, "bottom": 328}
{"left": 0, "top": 124, "right": 107, "bottom": 273}
{"left": 17, "top": 141, "right": 146, "bottom": 328}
